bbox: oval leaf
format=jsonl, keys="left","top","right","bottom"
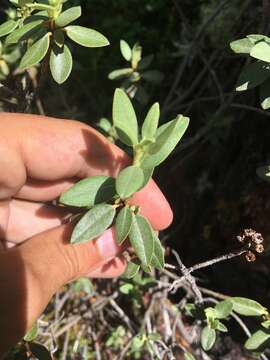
{"left": 151, "top": 232, "right": 165, "bottom": 270}
{"left": 236, "top": 61, "right": 270, "bottom": 91}
{"left": 122, "top": 260, "right": 140, "bottom": 279}
{"left": 6, "top": 20, "right": 43, "bottom": 44}
{"left": 112, "top": 88, "right": 138, "bottom": 146}
{"left": 24, "top": 322, "right": 38, "bottom": 342}
{"left": 142, "top": 115, "right": 189, "bottom": 169}
{"left": 50, "top": 43, "right": 73, "bottom": 84}
{"left": 250, "top": 41, "right": 270, "bottom": 62}
{"left": 19, "top": 32, "right": 50, "bottom": 69}
{"left": 230, "top": 38, "right": 253, "bottom": 54}
{"left": 142, "top": 70, "right": 164, "bottom": 84}
{"left": 0, "top": 20, "right": 19, "bottom": 37}
{"left": 108, "top": 68, "right": 133, "bottom": 80}
{"left": 56, "top": 6, "right": 82, "bottom": 28}
{"left": 65, "top": 25, "right": 109, "bottom": 47}
{"left": 60, "top": 176, "right": 116, "bottom": 208}
{"left": 120, "top": 39, "right": 132, "bottom": 61}
{"left": 129, "top": 214, "right": 154, "bottom": 266}
{"left": 142, "top": 102, "right": 160, "bottom": 140}
{"left": 201, "top": 326, "right": 216, "bottom": 351}
{"left": 245, "top": 330, "right": 270, "bottom": 350}
{"left": 231, "top": 297, "right": 268, "bottom": 317}
{"left": 116, "top": 165, "right": 144, "bottom": 199}
{"left": 215, "top": 300, "right": 233, "bottom": 319}
{"left": 115, "top": 206, "right": 133, "bottom": 244}
{"left": 184, "top": 353, "right": 196, "bottom": 360}
{"left": 71, "top": 204, "right": 116, "bottom": 244}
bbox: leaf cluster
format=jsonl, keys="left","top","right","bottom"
{"left": 59, "top": 88, "right": 189, "bottom": 277}
{"left": 230, "top": 34, "right": 270, "bottom": 109}
{"left": 0, "top": 0, "right": 109, "bottom": 84}
{"left": 108, "top": 40, "right": 164, "bottom": 104}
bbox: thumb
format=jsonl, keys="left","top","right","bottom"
{"left": 0, "top": 224, "right": 121, "bottom": 354}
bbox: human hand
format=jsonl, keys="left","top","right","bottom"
{"left": 0, "top": 113, "right": 172, "bottom": 354}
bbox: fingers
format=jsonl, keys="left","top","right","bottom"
{"left": 1, "top": 113, "right": 173, "bottom": 230}
{"left": 89, "top": 256, "right": 126, "bottom": 278}
{"left": 5, "top": 199, "right": 70, "bottom": 244}
{"left": 0, "top": 226, "right": 122, "bottom": 353}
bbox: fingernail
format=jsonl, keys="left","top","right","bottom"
{"left": 95, "top": 228, "right": 121, "bottom": 259}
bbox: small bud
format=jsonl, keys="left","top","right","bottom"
{"left": 245, "top": 251, "right": 256, "bottom": 262}
{"left": 255, "top": 244, "right": 264, "bottom": 253}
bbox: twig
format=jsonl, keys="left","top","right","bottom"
{"left": 171, "top": 250, "right": 203, "bottom": 303}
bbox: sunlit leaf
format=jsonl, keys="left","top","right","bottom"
{"left": 65, "top": 25, "right": 109, "bottom": 47}
{"left": 0, "top": 20, "right": 19, "bottom": 37}
{"left": 142, "top": 102, "right": 160, "bottom": 140}
{"left": 71, "top": 204, "right": 115, "bottom": 244}
{"left": 129, "top": 214, "right": 154, "bottom": 266}
{"left": 19, "top": 32, "right": 50, "bottom": 69}
{"left": 108, "top": 68, "right": 133, "bottom": 80}
{"left": 150, "top": 232, "right": 165, "bottom": 270}
{"left": 120, "top": 39, "right": 132, "bottom": 61}
{"left": 60, "top": 176, "right": 116, "bottom": 207}
{"left": 115, "top": 206, "right": 133, "bottom": 244}
{"left": 230, "top": 297, "right": 268, "bottom": 316}
{"left": 230, "top": 38, "right": 253, "bottom": 54}
{"left": 201, "top": 326, "right": 216, "bottom": 351}
{"left": 56, "top": 6, "right": 82, "bottom": 28}
{"left": 116, "top": 165, "right": 144, "bottom": 199}
{"left": 112, "top": 88, "right": 138, "bottom": 146}
{"left": 6, "top": 19, "right": 43, "bottom": 44}
{"left": 215, "top": 300, "right": 233, "bottom": 319}
{"left": 50, "top": 43, "right": 72, "bottom": 84}
{"left": 24, "top": 322, "right": 38, "bottom": 342}
{"left": 251, "top": 41, "right": 270, "bottom": 62}
{"left": 245, "top": 329, "right": 270, "bottom": 350}
{"left": 141, "top": 115, "right": 189, "bottom": 168}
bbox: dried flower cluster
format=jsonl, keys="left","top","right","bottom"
{"left": 237, "top": 228, "right": 264, "bottom": 262}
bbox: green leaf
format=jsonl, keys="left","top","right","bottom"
{"left": 141, "top": 115, "right": 189, "bottom": 169}
{"left": 236, "top": 61, "right": 270, "bottom": 91}
{"left": 50, "top": 44, "right": 72, "bottom": 84}
{"left": 262, "top": 320, "right": 270, "bottom": 329}
{"left": 142, "top": 70, "right": 164, "bottom": 84}
{"left": 247, "top": 34, "right": 270, "bottom": 44}
{"left": 19, "top": 32, "right": 50, "bottom": 69}
{"left": 112, "top": 88, "right": 138, "bottom": 146}
{"left": 201, "top": 326, "right": 216, "bottom": 351}
{"left": 115, "top": 206, "right": 133, "bottom": 244}
{"left": 230, "top": 297, "right": 268, "bottom": 317}
{"left": 150, "top": 232, "right": 165, "bottom": 270}
{"left": 0, "top": 20, "right": 19, "bottom": 37}
{"left": 184, "top": 352, "right": 196, "bottom": 360}
{"left": 215, "top": 300, "right": 233, "bottom": 319}
{"left": 71, "top": 204, "right": 116, "bottom": 244}
{"left": 245, "top": 330, "right": 270, "bottom": 350}
{"left": 142, "top": 103, "right": 160, "bottom": 140}
{"left": 28, "top": 343, "right": 52, "bottom": 360}
{"left": 116, "top": 165, "right": 144, "bottom": 199}
{"left": 6, "top": 20, "right": 44, "bottom": 44}
{"left": 24, "top": 322, "right": 38, "bottom": 342}
{"left": 55, "top": 6, "right": 81, "bottom": 28}
{"left": 131, "top": 43, "right": 142, "bottom": 69}
{"left": 60, "top": 176, "right": 116, "bottom": 207}
{"left": 65, "top": 25, "right": 109, "bottom": 47}
{"left": 141, "top": 167, "right": 154, "bottom": 188}
{"left": 230, "top": 38, "right": 253, "bottom": 54}
{"left": 108, "top": 68, "right": 133, "bottom": 80}
{"left": 260, "top": 78, "right": 270, "bottom": 109}
{"left": 122, "top": 260, "right": 141, "bottom": 279}
{"left": 216, "top": 321, "right": 228, "bottom": 333}
{"left": 129, "top": 214, "right": 154, "bottom": 266}
{"left": 250, "top": 41, "right": 270, "bottom": 62}
{"left": 119, "top": 283, "right": 134, "bottom": 294}
{"left": 120, "top": 39, "right": 132, "bottom": 61}
{"left": 72, "top": 277, "right": 93, "bottom": 294}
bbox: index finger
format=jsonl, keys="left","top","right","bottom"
{"left": 0, "top": 113, "right": 173, "bottom": 230}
